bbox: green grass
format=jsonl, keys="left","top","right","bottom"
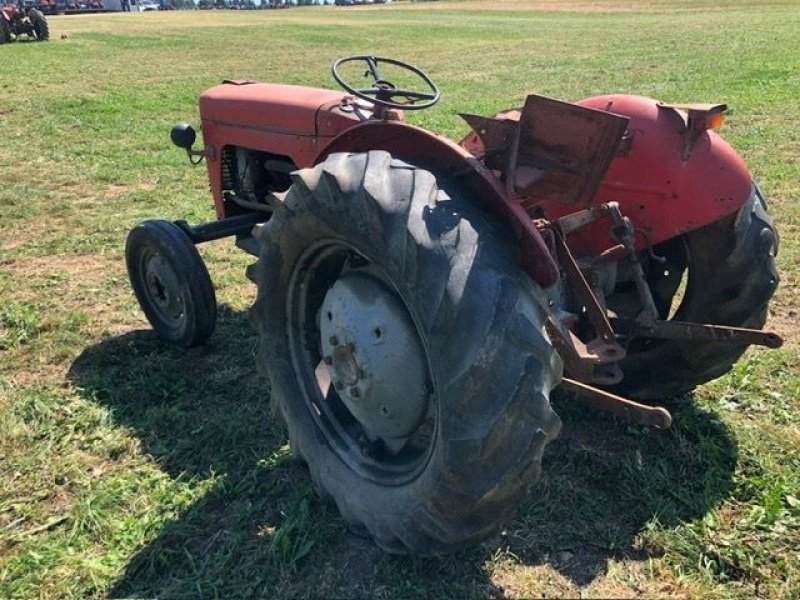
{"left": 0, "top": 2, "right": 798, "bottom": 598}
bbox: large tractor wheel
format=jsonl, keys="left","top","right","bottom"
{"left": 126, "top": 219, "right": 217, "bottom": 347}
{"left": 29, "top": 9, "right": 48, "bottom": 41}
{"left": 611, "top": 186, "right": 779, "bottom": 401}
{"left": 251, "top": 151, "right": 562, "bottom": 555}
{"left": 0, "top": 18, "right": 11, "bottom": 44}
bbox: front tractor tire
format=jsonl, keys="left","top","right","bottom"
{"left": 126, "top": 219, "right": 217, "bottom": 348}
{"left": 251, "top": 151, "right": 562, "bottom": 555}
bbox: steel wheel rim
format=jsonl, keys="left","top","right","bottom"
{"left": 140, "top": 249, "right": 186, "bottom": 326}
{"left": 286, "top": 240, "right": 438, "bottom": 485}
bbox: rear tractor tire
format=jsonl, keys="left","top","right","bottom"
{"left": 29, "top": 9, "right": 48, "bottom": 41}
{"left": 0, "top": 18, "right": 11, "bottom": 44}
{"left": 611, "top": 185, "right": 779, "bottom": 401}
{"left": 250, "top": 151, "right": 562, "bottom": 555}
{"left": 126, "top": 219, "right": 217, "bottom": 347}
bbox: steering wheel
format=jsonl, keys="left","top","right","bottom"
{"left": 331, "top": 55, "right": 440, "bottom": 111}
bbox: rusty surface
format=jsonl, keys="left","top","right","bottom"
{"left": 553, "top": 204, "right": 610, "bottom": 236}
{"left": 658, "top": 102, "right": 728, "bottom": 161}
{"left": 615, "top": 318, "right": 784, "bottom": 349}
{"left": 552, "top": 229, "right": 621, "bottom": 348}
{"left": 543, "top": 229, "right": 627, "bottom": 386}
{"left": 659, "top": 102, "right": 727, "bottom": 131}
{"left": 604, "top": 202, "right": 661, "bottom": 320}
{"left": 545, "top": 319, "right": 623, "bottom": 385}
{"left": 460, "top": 113, "right": 516, "bottom": 165}
{"left": 538, "top": 95, "right": 752, "bottom": 257}
{"left": 462, "top": 94, "right": 629, "bottom": 207}
{"left": 560, "top": 378, "right": 673, "bottom": 429}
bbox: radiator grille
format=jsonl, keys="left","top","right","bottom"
{"left": 221, "top": 146, "right": 235, "bottom": 191}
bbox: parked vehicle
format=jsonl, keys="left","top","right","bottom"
{"left": 0, "top": 2, "right": 48, "bottom": 43}
{"left": 126, "top": 55, "right": 781, "bottom": 555}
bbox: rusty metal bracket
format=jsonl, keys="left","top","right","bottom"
{"left": 545, "top": 319, "right": 623, "bottom": 385}
{"left": 545, "top": 230, "right": 627, "bottom": 385}
{"left": 614, "top": 318, "right": 784, "bottom": 349}
{"left": 604, "top": 202, "right": 660, "bottom": 321}
{"left": 554, "top": 204, "right": 610, "bottom": 236}
{"left": 552, "top": 230, "right": 622, "bottom": 350}
{"left": 461, "top": 94, "right": 629, "bottom": 206}
{"left": 560, "top": 377, "right": 672, "bottom": 429}
{"left": 657, "top": 102, "right": 727, "bottom": 161}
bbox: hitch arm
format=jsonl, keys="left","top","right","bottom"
{"left": 613, "top": 318, "right": 783, "bottom": 349}
{"left": 560, "top": 378, "right": 673, "bottom": 429}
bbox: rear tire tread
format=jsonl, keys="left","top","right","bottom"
{"left": 252, "top": 151, "right": 562, "bottom": 555}
{"left": 614, "top": 187, "right": 779, "bottom": 400}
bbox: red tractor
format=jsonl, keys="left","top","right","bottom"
{"left": 0, "top": 2, "right": 49, "bottom": 43}
{"left": 126, "top": 56, "right": 781, "bottom": 555}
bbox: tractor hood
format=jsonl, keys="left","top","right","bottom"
{"left": 199, "top": 81, "right": 350, "bottom": 137}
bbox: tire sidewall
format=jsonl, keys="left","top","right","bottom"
{"left": 0, "top": 17, "right": 11, "bottom": 43}
{"left": 29, "top": 9, "right": 46, "bottom": 36}
{"left": 255, "top": 152, "right": 562, "bottom": 553}
{"left": 126, "top": 221, "right": 216, "bottom": 347}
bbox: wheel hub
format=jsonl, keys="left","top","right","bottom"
{"left": 145, "top": 255, "right": 183, "bottom": 320}
{"left": 320, "top": 273, "right": 429, "bottom": 449}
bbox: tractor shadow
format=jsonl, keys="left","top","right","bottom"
{"left": 498, "top": 393, "right": 738, "bottom": 590}
{"left": 68, "top": 307, "right": 737, "bottom": 598}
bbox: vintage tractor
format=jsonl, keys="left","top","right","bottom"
{"left": 0, "top": 2, "right": 48, "bottom": 43}
{"left": 125, "top": 56, "right": 781, "bottom": 555}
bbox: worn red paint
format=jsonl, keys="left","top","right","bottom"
{"left": 199, "top": 81, "right": 561, "bottom": 286}
{"left": 544, "top": 95, "right": 751, "bottom": 256}
{"left": 198, "top": 82, "right": 752, "bottom": 286}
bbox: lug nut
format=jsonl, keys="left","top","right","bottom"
{"left": 334, "top": 380, "right": 344, "bottom": 390}
{"left": 323, "top": 356, "right": 332, "bottom": 365}
{"left": 357, "top": 434, "right": 373, "bottom": 457}
{"left": 329, "top": 336, "right": 339, "bottom": 346}
{"left": 350, "top": 387, "right": 359, "bottom": 398}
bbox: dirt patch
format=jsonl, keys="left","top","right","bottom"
{"left": 491, "top": 562, "right": 577, "bottom": 597}
{"left": 0, "top": 217, "right": 73, "bottom": 254}
{"left": 0, "top": 253, "right": 120, "bottom": 282}
{"left": 105, "top": 182, "right": 157, "bottom": 198}
{"left": 2, "top": 363, "right": 73, "bottom": 389}
{"left": 0, "top": 254, "right": 129, "bottom": 336}
{"left": 767, "top": 306, "right": 799, "bottom": 348}
{"left": 271, "top": 534, "right": 384, "bottom": 598}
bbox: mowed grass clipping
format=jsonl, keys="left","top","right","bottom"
{"left": 0, "top": 1, "right": 798, "bottom": 598}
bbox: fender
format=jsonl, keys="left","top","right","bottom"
{"left": 540, "top": 95, "right": 753, "bottom": 256}
{"left": 317, "top": 120, "right": 560, "bottom": 287}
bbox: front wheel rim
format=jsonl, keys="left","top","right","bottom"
{"left": 139, "top": 249, "right": 186, "bottom": 326}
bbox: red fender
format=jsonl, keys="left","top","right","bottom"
{"left": 317, "top": 120, "right": 560, "bottom": 287}
{"left": 538, "top": 95, "right": 753, "bottom": 256}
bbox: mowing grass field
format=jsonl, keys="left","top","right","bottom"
{"left": 1, "top": 1, "right": 798, "bottom": 597}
